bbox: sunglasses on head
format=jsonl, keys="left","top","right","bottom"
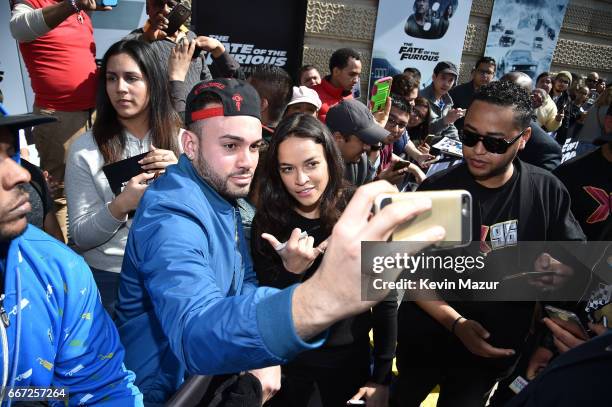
{"left": 459, "top": 128, "right": 527, "bottom": 154}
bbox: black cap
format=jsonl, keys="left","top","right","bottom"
{"left": 434, "top": 61, "right": 458, "bottom": 77}
{"left": 185, "top": 78, "right": 261, "bottom": 125}
{"left": 326, "top": 99, "right": 390, "bottom": 145}
{"left": 0, "top": 113, "right": 57, "bottom": 130}
{"left": 0, "top": 112, "right": 57, "bottom": 162}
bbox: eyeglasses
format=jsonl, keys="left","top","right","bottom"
{"left": 459, "top": 128, "right": 527, "bottom": 154}
{"left": 409, "top": 108, "right": 426, "bottom": 121}
{"left": 476, "top": 69, "right": 495, "bottom": 77}
{"left": 387, "top": 116, "right": 408, "bottom": 130}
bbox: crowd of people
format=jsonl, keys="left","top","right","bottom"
{"left": 1, "top": 0, "right": 610, "bottom": 406}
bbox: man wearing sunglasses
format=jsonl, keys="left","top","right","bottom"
{"left": 393, "top": 81, "right": 585, "bottom": 406}
{"left": 549, "top": 71, "right": 580, "bottom": 145}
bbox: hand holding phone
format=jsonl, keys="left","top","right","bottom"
{"left": 544, "top": 305, "right": 589, "bottom": 342}
{"left": 374, "top": 190, "right": 472, "bottom": 248}
{"left": 164, "top": 2, "right": 191, "bottom": 36}
{"left": 97, "top": 0, "right": 118, "bottom": 7}
{"left": 392, "top": 160, "right": 412, "bottom": 172}
{"left": 370, "top": 77, "right": 393, "bottom": 113}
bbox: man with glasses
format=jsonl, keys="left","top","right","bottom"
{"left": 327, "top": 99, "right": 390, "bottom": 186}
{"left": 550, "top": 71, "right": 580, "bottom": 145}
{"left": 449, "top": 57, "right": 496, "bottom": 132}
{"left": 585, "top": 72, "right": 599, "bottom": 92}
{"left": 376, "top": 95, "right": 428, "bottom": 186}
{"left": 393, "top": 81, "right": 585, "bottom": 406}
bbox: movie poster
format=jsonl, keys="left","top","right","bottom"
{"left": 193, "top": 0, "right": 307, "bottom": 78}
{"left": 370, "top": 0, "right": 472, "bottom": 90}
{"left": 485, "top": 0, "right": 569, "bottom": 80}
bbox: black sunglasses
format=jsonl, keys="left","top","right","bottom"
{"left": 459, "top": 128, "right": 527, "bottom": 154}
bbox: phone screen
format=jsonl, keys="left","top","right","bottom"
{"left": 370, "top": 77, "right": 392, "bottom": 113}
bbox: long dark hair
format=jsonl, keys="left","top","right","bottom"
{"left": 408, "top": 96, "right": 431, "bottom": 142}
{"left": 93, "top": 39, "right": 181, "bottom": 163}
{"left": 253, "top": 114, "right": 350, "bottom": 252}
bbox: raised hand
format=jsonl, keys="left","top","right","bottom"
{"left": 261, "top": 228, "right": 327, "bottom": 274}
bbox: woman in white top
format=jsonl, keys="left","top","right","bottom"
{"left": 66, "top": 39, "right": 181, "bottom": 314}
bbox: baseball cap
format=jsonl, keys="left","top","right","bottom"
{"left": 326, "top": 99, "right": 390, "bottom": 145}
{"left": 0, "top": 110, "right": 57, "bottom": 162}
{"left": 0, "top": 112, "right": 57, "bottom": 130}
{"left": 434, "top": 61, "right": 458, "bottom": 77}
{"left": 287, "top": 86, "right": 322, "bottom": 110}
{"left": 185, "top": 78, "right": 261, "bottom": 125}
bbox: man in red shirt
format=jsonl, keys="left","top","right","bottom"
{"left": 9, "top": 0, "right": 110, "bottom": 240}
{"left": 313, "top": 48, "right": 362, "bottom": 123}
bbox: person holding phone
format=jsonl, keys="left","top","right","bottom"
{"left": 549, "top": 71, "right": 581, "bottom": 145}
{"left": 252, "top": 114, "right": 396, "bottom": 407}
{"left": 65, "top": 40, "right": 181, "bottom": 314}
{"left": 393, "top": 81, "right": 586, "bottom": 407}
{"left": 377, "top": 95, "right": 428, "bottom": 186}
{"left": 125, "top": 0, "right": 239, "bottom": 114}
{"left": 419, "top": 61, "right": 463, "bottom": 142}
{"left": 393, "top": 97, "right": 435, "bottom": 166}
{"left": 9, "top": 0, "right": 113, "bottom": 240}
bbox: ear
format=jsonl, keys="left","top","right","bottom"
{"left": 261, "top": 98, "right": 269, "bottom": 113}
{"left": 432, "top": 73, "right": 436, "bottom": 82}
{"left": 518, "top": 127, "right": 531, "bottom": 151}
{"left": 182, "top": 130, "right": 199, "bottom": 160}
{"left": 332, "top": 131, "right": 344, "bottom": 143}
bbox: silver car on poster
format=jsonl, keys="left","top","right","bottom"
{"left": 498, "top": 49, "right": 538, "bottom": 79}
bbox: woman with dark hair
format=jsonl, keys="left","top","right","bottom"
{"left": 65, "top": 39, "right": 182, "bottom": 313}
{"left": 251, "top": 113, "right": 397, "bottom": 407}
{"left": 393, "top": 96, "right": 432, "bottom": 160}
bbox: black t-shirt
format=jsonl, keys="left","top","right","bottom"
{"left": 554, "top": 147, "right": 612, "bottom": 240}
{"left": 420, "top": 162, "right": 520, "bottom": 248}
{"left": 471, "top": 166, "right": 520, "bottom": 251}
{"left": 418, "top": 163, "right": 538, "bottom": 351}
{"left": 251, "top": 209, "right": 396, "bottom": 382}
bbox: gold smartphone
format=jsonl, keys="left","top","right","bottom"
{"left": 374, "top": 190, "right": 472, "bottom": 248}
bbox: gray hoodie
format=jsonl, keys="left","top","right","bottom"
{"left": 420, "top": 83, "right": 459, "bottom": 140}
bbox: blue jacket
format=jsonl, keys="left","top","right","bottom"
{"left": 0, "top": 226, "right": 142, "bottom": 406}
{"left": 115, "top": 155, "right": 324, "bottom": 403}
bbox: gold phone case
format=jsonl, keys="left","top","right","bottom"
{"left": 374, "top": 190, "right": 472, "bottom": 248}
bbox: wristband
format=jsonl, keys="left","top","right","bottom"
{"left": 67, "top": 0, "right": 80, "bottom": 13}
{"left": 451, "top": 316, "right": 465, "bottom": 334}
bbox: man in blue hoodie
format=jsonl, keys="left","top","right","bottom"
{"left": 115, "top": 78, "right": 446, "bottom": 404}
{"left": 0, "top": 112, "right": 143, "bottom": 405}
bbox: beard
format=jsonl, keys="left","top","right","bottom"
{"left": 192, "top": 154, "right": 252, "bottom": 200}
{"left": 0, "top": 186, "right": 30, "bottom": 242}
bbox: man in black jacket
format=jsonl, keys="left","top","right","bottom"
{"left": 501, "top": 71, "right": 561, "bottom": 171}
{"left": 392, "top": 81, "right": 585, "bottom": 407}
{"left": 449, "top": 57, "right": 496, "bottom": 132}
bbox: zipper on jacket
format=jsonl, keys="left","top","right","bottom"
{"left": 0, "top": 295, "right": 8, "bottom": 328}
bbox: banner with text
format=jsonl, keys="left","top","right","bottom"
{"left": 370, "top": 0, "right": 472, "bottom": 90}
{"left": 194, "top": 0, "right": 306, "bottom": 79}
{"left": 485, "top": 0, "right": 569, "bottom": 80}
